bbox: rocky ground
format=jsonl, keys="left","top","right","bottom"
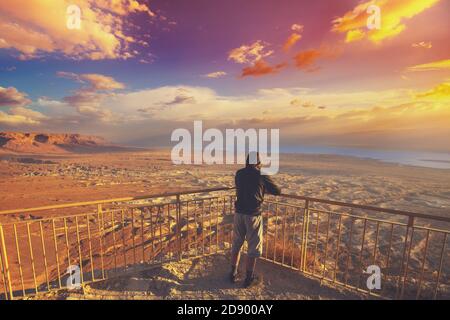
{"left": 25, "top": 253, "right": 367, "bottom": 300}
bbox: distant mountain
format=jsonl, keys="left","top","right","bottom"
{"left": 0, "top": 132, "right": 135, "bottom": 154}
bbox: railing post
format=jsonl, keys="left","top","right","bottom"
{"left": 97, "top": 204, "right": 106, "bottom": 279}
{"left": 176, "top": 194, "right": 182, "bottom": 261}
{"left": 397, "top": 216, "right": 414, "bottom": 299}
{"left": 0, "top": 225, "right": 13, "bottom": 300}
{"left": 300, "top": 200, "right": 310, "bottom": 272}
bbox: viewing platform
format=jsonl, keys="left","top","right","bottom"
{"left": 0, "top": 187, "right": 449, "bottom": 300}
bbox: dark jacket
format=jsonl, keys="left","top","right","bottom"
{"left": 235, "top": 166, "right": 281, "bottom": 215}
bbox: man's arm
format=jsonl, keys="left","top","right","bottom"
{"left": 262, "top": 175, "right": 281, "bottom": 195}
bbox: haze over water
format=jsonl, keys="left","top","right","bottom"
{"left": 283, "top": 146, "right": 450, "bottom": 170}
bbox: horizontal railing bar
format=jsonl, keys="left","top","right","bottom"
{"left": 126, "top": 195, "right": 232, "bottom": 208}
{"left": 409, "top": 225, "right": 450, "bottom": 234}
{"left": 0, "top": 187, "right": 234, "bottom": 216}
{"left": 265, "top": 201, "right": 449, "bottom": 229}
{"left": 280, "top": 193, "right": 450, "bottom": 223}
{"left": 0, "top": 186, "right": 448, "bottom": 225}
{"left": 309, "top": 210, "right": 409, "bottom": 227}
{"left": 0, "top": 211, "right": 98, "bottom": 227}
{"left": 264, "top": 200, "right": 306, "bottom": 210}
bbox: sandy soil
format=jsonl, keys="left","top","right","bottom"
{"left": 1, "top": 150, "right": 449, "bottom": 218}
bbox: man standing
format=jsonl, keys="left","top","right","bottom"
{"left": 230, "top": 152, "right": 281, "bottom": 287}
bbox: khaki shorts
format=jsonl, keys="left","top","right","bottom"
{"left": 231, "top": 213, "right": 263, "bottom": 258}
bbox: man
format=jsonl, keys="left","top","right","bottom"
{"left": 230, "top": 151, "right": 281, "bottom": 287}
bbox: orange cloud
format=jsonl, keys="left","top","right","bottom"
{"left": 293, "top": 49, "right": 322, "bottom": 71}
{"left": 0, "top": 0, "right": 156, "bottom": 60}
{"left": 283, "top": 33, "right": 302, "bottom": 52}
{"left": 78, "top": 74, "right": 125, "bottom": 91}
{"left": 94, "top": 0, "right": 155, "bottom": 17}
{"left": 241, "top": 60, "right": 287, "bottom": 77}
{"left": 57, "top": 72, "right": 125, "bottom": 90}
{"left": 332, "top": 0, "right": 441, "bottom": 43}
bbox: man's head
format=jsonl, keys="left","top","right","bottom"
{"left": 246, "top": 151, "right": 261, "bottom": 169}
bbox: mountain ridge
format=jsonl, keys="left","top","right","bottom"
{"left": 0, "top": 132, "right": 134, "bottom": 154}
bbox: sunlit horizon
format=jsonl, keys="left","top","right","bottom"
{"left": 0, "top": 0, "right": 449, "bottom": 152}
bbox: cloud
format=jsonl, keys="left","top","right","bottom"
{"left": 0, "top": 0, "right": 156, "bottom": 60}
{"left": 94, "top": 0, "right": 155, "bottom": 17}
{"left": 57, "top": 72, "right": 124, "bottom": 102}
{"left": 62, "top": 90, "right": 105, "bottom": 107}
{"left": 82, "top": 74, "right": 125, "bottom": 90}
{"left": 228, "top": 41, "right": 273, "bottom": 64}
{"left": 405, "top": 59, "right": 450, "bottom": 72}
{"left": 283, "top": 33, "right": 302, "bottom": 52}
{"left": 291, "top": 24, "right": 304, "bottom": 32}
{"left": 5, "top": 82, "right": 450, "bottom": 152}
{"left": 412, "top": 41, "right": 432, "bottom": 49}
{"left": 75, "top": 105, "right": 115, "bottom": 121}
{"left": 283, "top": 24, "right": 304, "bottom": 52}
{"left": 55, "top": 72, "right": 125, "bottom": 121}
{"left": 332, "top": 0, "right": 441, "bottom": 43}
{"left": 345, "top": 29, "right": 366, "bottom": 42}
{"left": 164, "top": 94, "right": 196, "bottom": 106}
{"left": 290, "top": 98, "right": 323, "bottom": 109}
{"left": 241, "top": 60, "right": 287, "bottom": 77}
{"left": 57, "top": 72, "right": 125, "bottom": 90}
{"left": 0, "top": 106, "right": 47, "bottom": 125}
{"left": 293, "top": 49, "right": 322, "bottom": 71}
{"left": 203, "top": 71, "right": 227, "bottom": 78}
{"left": 0, "top": 86, "right": 31, "bottom": 107}
{"left": 415, "top": 81, "right": 450, "bottom": 100}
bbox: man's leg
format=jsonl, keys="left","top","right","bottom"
{"left": 230, "top": 213, "right": 245, "bottom": 282}
{"left": 245, "top": 256, "right": 257, "bottom": 279}
{"left": 243, "top": 215, "right": 263, "bottom": 287}
{"left": 231, "top": 250, "right": 241, "bottom": 277}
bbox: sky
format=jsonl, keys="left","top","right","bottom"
{"left": 0, "top": 0, "right": 449, "bottom": 152}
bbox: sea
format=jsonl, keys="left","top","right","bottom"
{"left": 282, "top": 146, "right": 450, "bottom": 170}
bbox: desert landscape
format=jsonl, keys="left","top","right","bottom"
{"left": 1, "top": 0, "right": 449, "bottom": 306}
{"left": 1, "top": 133, "right": 449, "bottom": 216}
{"left": 0, "top": 132, "right": 449, "bottom": 300}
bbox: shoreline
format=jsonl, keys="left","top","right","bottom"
{"left": 2, "top": 148, "right": 450, "bottom": 172}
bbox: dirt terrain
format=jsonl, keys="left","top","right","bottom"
{"left": 1, "top": 150, "right": 450, "bottom": 216}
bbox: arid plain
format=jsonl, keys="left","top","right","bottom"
{"left": 1, "top": 150, "right": 449, "bottom": 299}
{"left": 1, "top": 150, "right": 449, "bottom": 216}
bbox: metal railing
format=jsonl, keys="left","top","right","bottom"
{"left": 261, "top": 194, "right": 450, "bottom": 299}
{"left": 0, "top": 187, "right": 449, "bottom": 300}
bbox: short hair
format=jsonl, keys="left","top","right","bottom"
{"left": 246, "top": 151, "right": 261, "bottom": 166}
